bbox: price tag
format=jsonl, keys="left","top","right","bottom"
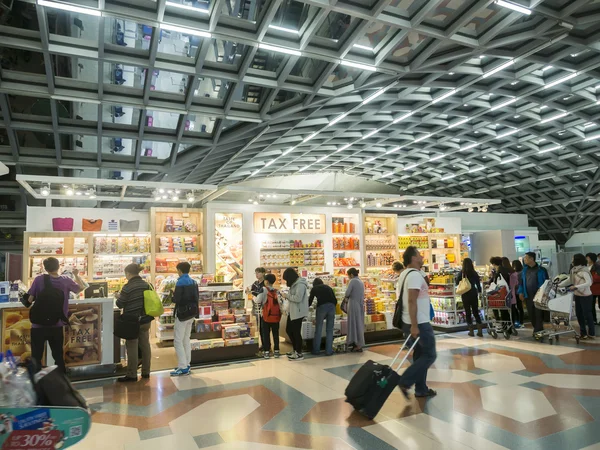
{"left": 2, "top": 430, "right": 62, "bottom": 450}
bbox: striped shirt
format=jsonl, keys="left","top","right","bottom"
{"left": 116, "top": 276, "right": 152, "bottom": 322}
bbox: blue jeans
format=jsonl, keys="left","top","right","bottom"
{"left": 313, "top": 303, "right": 335, "bottom": 355}
{"left": 399, "top": 322, "right": 437, "bottom": 395}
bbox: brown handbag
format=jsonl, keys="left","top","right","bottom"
{"left": 82, "top": 219, "right": 103, "bottom": 231}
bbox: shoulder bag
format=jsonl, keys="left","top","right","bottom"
{"left": 392, "top": 269, "right": 417, "bottom": 329}
{"left": 114, "top": 313, "right": 141, "bottom": 340}
{"left": 456, "top": 275, "right": 472, "bottom": 295}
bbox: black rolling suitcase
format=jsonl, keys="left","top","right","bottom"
{"left": 345, "top": 337, "right": 419, "bottom": 419}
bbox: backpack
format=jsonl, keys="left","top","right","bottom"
{"left": 30, "top": 275, "right": 69, "bottom": 326}
{"left": 392, "top": 269, "right": 417, "bottom": 329}
{"left": 262, "top": 289, "right": 281, "bottom": 323}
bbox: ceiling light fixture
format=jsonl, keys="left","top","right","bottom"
{"left": 496, "top": 0, "right": 531, "bottom": 15}
{"left": 362, "top": 83, "right": 396, "bottom": 105}
{"left": 338, "top": 143, "right": 352, "bottom": 152}
{"left": 414, "top": 134, "right": 431, "bottom": 143}
{"left": 538, "top": 145, "right": 562, "bottom": 154}
{"left": 89, "top": 189, "right": 97, "bottom": 200}
{"left": 259, "top": 43, "right": 302, "bottom": 57}
{"left": 469, "top": 166, "right": 486, "bottom": 173}
{"left": 166, "top": 0, "right": 209, "bottom": 13}
{"left": 584, "top": 133, "right": 600, "bottom": 142}
{"left": 353, "top": 44, "right": 374, "bottom": 51}
{"left": 491, "top": 97, "right": 518, "bottom": 111}
{"left": 65, "top": 186, "right": 74, "bottom": 196}
{"left": 341, "top": 60, "right": 377, "bottom": 72}
{"left": 496, "top": 128, "right": 519, "bottom": 139}
{"left": 268, "top": 25, "right": 299, "bottom": 34}
{"left": 448, "top": 117, "right": 470, "bottom": 128}
{"left": 347, "top": 203, "right": 353, "bottom": 209}
{"left": 482, "top": 59, "right": 515, "bottom": 78}
{"left": 432, "top": 89, "right": 457, "bottom": 104}
{"left": 75, "top": 191, "right": 82, "bottom": 196}
{"left": 187, "top": 192, "right": 195, "bottom": 202}
{"left": 172, "top": 195, "right": 179, "bottom": 201}
{"left": 543, "top": 72, "right": 578, "bottom": 89}
{"left": 155, "top": 191, "right": 162, "bottom": 201}
{"left": 40, "top": 185, "right": 50, "bottom": 197}
{"left": 441, "top": 174, "right": 456, "bottom": 180}
{"left": 386, "top": 146, "right": 402, "bottom": 155}
{"left": 540, "top": 112, "right": 569, "bottom": 124}
{"left": 363, "top": 129, "right": 380, "bottom": 139}
{"left": 360, "top": 200, "right": 367, "bottom": 208}
{"left": 430, "top": 154, "right": 445, "bottom": 161}
{"left": 298, "top": 166, "right": 309, "bottom": 172}
{"left": 501, "top": 156, "right": 521, "bottom": 164}
{"left": 541, "top": 65, "right": 553, "bottom": 72}
{"left": 303, "top": 132, "right": 319, "bottom": 143}
{"left": 393, "top": 112, "right": 413, "bottom": 124}
{"left": 160, "top": 23, "right": 211, "bottom": 38}
{"left": 381, "top": 172, "right": 394, "bottom": 178}
{"left": 327, "top": 112, "right": 349, "bottom": 127}
{"left": 461, "top": 143, "right": 479, "bottom": 151}
{"left": 375, "top": 202, "right": 382, "bottom": 208}
{"left": 37, "top": 0, "right": 101, "bottom": 16}
{"left": 404, "top": 163, "right": 419, "bottom": 170}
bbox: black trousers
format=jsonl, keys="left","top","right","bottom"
{"left": 31, "top": 326, "right": 65, "bottom": 373}
{"left": 261, "top": 321, "right": 280, "bottom": 352}
{"left": 462, "top": 290, "right": 481, "bottom": 325}
{"left": 513, "top": 298, "right": 525, "bottom": 324}
{"left": 525, "top": 297, "right": 545, "bottom": 332}
{"left": 286, "top": 316, "right": 304, "bottom": 354}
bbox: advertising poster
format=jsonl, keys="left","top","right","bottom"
{"left": 0, "top": 407, "right": 91, "bottom": 449}
{"left": 215, "top": 213, "right": 243, "bottom": 287}
{"left": 1, "top": 308, "right": 32, "bottom": 360}
{"left": 64, "top": 303, "right": 102, "bottom": 367}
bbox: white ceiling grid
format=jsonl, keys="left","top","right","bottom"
{"left": 1, "top": 0, "right": 600, "bottom": 242}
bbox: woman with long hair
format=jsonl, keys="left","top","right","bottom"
{"left": 456, "top": 258, "right": 482, "bottom": 337}
{"left": 345, "top": 268, "right": 365, "bottom": 352}
{"left": 561, "top": 254, "right": 595, "bottom": 339}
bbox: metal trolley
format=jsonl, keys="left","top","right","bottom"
{"left": 484, "top": 287, "right": 518, "bottom": 340}
{"left": 533, "top": 278, "right": 579, "bottom": 344}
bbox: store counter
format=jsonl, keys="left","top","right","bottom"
{"left": 0, "top": 297, "right": 115, "bottom": 368}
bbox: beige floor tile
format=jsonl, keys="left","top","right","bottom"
{"left": 70, "top": 423, "right": 140, "bottom": 450}
{"left": 124, "top": 433, "right": 198, "bottom": 450}
{"left": 481, "top": 385, "right": 556, "bottom": 423}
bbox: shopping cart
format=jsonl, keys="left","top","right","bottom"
{"left": 533, "top": 277, "right": 579, "bottom": 344}
{"left": 484, "top": 286, "right": 517, "bottom": 340}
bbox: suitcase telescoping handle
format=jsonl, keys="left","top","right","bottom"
{"left": 390, "top": 336, "right": 420, "bottom": 372}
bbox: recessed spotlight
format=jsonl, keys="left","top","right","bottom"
{"left": 375, "top": 202, "right": 382, "bottom": 208}
{"left": 159, "top": 188, "right": 165, "bottom": 194}
{"left": 65, "top": 186, "right": 74, "bottom": 196}
{"left": 75, "top": 191, "right": 82, "bottom": 196}
{"left": 360, "top": 201, "right": 367, "bottom": 208}
{"left": 253, "top": 200, "right": 258, "bottom": 205}
{"left": 248, "top": 198, "right": 253, "bottom": 202}
{"left": 40, "top": 185, "right": 50, "bottom": 197}
{"left": 449, "top": 72, "right": 454, "bottom": 75}
{"left": 347, "top": 204, "right": 353, "bottom": 209}
{"left": 187, "top": 192, "right": 195, "bottom": 202}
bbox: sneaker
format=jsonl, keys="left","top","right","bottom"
{"left": 170, "top": 367, "right": 190, "bottom": 377}
{"left": 288, "top": 352, "right": 304, "bottom": 361}
{"left": 286, "top": 351, "right": 294, "bottom": 357}
{"left": 514, "top": 322, "right": 522, "bottom": 329}
{"left": 273, "top": 351, "right": 280, "bottom": 358}
{"left": 263, "top": 351, "right": 271, "bottom": 359}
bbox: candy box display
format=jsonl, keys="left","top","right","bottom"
{"left": 227, "top": 290, "right": 244, "bottom": 301}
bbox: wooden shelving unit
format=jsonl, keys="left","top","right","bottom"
{"left": 398, "top": 233, "right": 461, "bottom": 273}
{"left": 331, "top": 213, "right": 361, "bottom": 273}
{"left": 151, "top": 207, "right": 204, "bottom": 282}
{"left": 363, "top": 214, "right": 399, "bottom": 270}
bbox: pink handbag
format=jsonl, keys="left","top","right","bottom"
{"left": 52, "top": 218, "right": 74, "bottom": 231}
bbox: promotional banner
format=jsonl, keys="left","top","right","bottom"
{"left": 215, "top": 213, "right": 243, "bottom": 287}
{"left": 253, "top": 213, "right": 326, "bottom": 234}
{"left": 1, "top": 308, "right": 32, "bottom": 360}
{"left": 64, "top": 304, "right": 102, "bottom": 367}
{"left": 0, "top": 407, "right": 91, "bottom": 449}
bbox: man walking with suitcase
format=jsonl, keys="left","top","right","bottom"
{"left": 397, "top": 246, "right": 437, "bottom": 398}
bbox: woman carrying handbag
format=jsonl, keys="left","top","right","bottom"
{"left": 115, "top": 264, "right": 153, "bottom": 382}
{"left": 455, "top": 258, "right": 482, "bottom": 337}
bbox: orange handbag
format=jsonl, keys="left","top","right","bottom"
{"left": 82, "top": 219, "right": 103, "bottom": 231}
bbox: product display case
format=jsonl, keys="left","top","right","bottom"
{"left": 23, "top": 233, "right": 92, "bottom": 286}
{"left": 364, "top": 214, "right": 398, "bottom": 270}
{"left": 398, "top": 234, "right": 461, "bottom": 273}
{"left": 332, "top": 214, "right": 361, "bottom": 273}
{"left": 92, "top": 234, "right": 151, "bottom": 291}
{"left": 151, "top": 208, "right": 204, "bottom": 282}
{"left": 259, "top": 239, "right": 325, "bottom": 272}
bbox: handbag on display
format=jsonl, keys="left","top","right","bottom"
{"left": 456, "top": 276, "right": 472, "bottom": 295}
{"left": 120, "top": 219, "right": 140, "bottom": 232}
{"left": 82, "top": 219, "right": 103, "bottom": 232}
{"left": 52, "top": 217, "right": 74, "bottom": 231}
{"left": 114, "top": 313, "right": 141, "bottom": 340}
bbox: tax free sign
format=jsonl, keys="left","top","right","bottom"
{"left": 254, "top": 213, "right": 326, "bottom": 234}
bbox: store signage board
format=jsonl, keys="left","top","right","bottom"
{"left": 1, "top": 307, "right": 32, "bottom": 360}
{"left": 215, "top": 213, "right": 243, "bottom": 286}
{"left": 64, "top": 303, "right": 102, "bottom": 367}
{"left": 254, "top": 213, "right": 326, "bottom": 234}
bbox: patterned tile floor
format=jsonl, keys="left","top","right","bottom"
{"left": 72, "top": 330, "right": 600, "bottom": 450}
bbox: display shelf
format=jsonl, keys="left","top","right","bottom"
{"left": 332, "top": 233, "right": 359, "bottom": 236}
{"left": 29, "top": 253, "right": 87, "bottom": 258}
{"left": 156, "top": 252, "right": 202, "bottom": 256}
{"left": 156, "top": 232, "right": 199, "bottom": 236}
{"left": 259, "top": 247, "right": 324, "bottom": 251}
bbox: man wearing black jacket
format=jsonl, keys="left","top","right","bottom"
{"left": 309, "top": 278, "right": 338, "bottom": 356}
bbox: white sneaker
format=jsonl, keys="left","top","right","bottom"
{"left": 288, "top": 352, "right": 304, "bottom": 361}
{"left": 263, "top": 351, "right": 271, "bottom": 359}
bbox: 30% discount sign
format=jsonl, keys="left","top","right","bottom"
{"left": 2, "top": 430, "right": 62, "bottom": 450}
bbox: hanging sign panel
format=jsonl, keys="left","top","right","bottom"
{"left": 254, "top": 213, "right": 326, "bottom": 234}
